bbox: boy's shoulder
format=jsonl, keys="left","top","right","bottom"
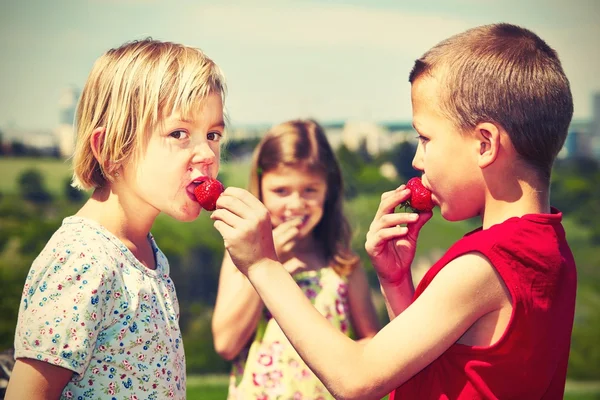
{"left": 463, "top": 208, "right": 565, "bottom": 244}
{"left": 440, "top": 208, "right": 572, "bottom": 275}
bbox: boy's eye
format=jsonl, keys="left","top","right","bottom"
{"left": 170, "top": 130, "right": 189, "bottom": 140}
{"left": 207, "top": 132, "right": 223, "bottom": 142}
{"left": 417, "top": 135, "right": 429, "bottom": 143}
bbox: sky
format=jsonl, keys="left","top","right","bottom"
{"left": 0, "top": 0, "right": 599, "bottom": 131}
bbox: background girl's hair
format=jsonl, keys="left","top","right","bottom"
{"left": 248, "top": 119, "right": 359, "bottom": 276}
{"left": 71, "top": 38, "right": 227, "bottom": 190}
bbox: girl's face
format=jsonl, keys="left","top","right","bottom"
{"left": 120, "top": 92, "right": 224, "bottom": 222}
{"left": 260, "top": 165, "right": 328, "bottom": 239}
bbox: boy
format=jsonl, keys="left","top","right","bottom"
{"left": 211, "top": 23, "right": 576, "bottom": 399}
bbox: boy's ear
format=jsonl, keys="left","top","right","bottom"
{"left": 475, "top": 122, "right": 501, "bottom": 169}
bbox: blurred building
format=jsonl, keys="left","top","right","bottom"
{"left": 1, "top": 127, "right": 58, "bottom": 155}
{"left": 336, "top": 120, "right": 416, "bottom": 156}
{"left": 55, "top": 86, "right": 80, "bottom": 158}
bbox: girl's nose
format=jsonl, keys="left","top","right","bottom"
{"left": 191, "top": 141, "right": 216, "bottom": 166}
{"left": 287, "top": 192, "right": 307, "bottom": 210}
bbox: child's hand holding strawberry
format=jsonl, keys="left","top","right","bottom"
{"left": 365, "top": 181, "right": 432, "bottom": 294}
{"left": 211, "top": 187, "right": 279, "bottom": 275}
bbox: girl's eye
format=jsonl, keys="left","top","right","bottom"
{"left": 272, "top": 188, "right": 288, "bottom": 195}
{"left": 207, "top": 132, "right": 223, "bottom": 142}
{"left": 170, "top": 130, "right": 189, "bottom": 140}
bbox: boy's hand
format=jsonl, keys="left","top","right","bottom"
{"left": 365, "top": 185, "right": 432, "bottom": 285}
{"left": 211, "top": 187, "right": 278, "bottom": 275}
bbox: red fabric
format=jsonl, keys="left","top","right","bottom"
{"left": 390, "top": 208, "right": 577, "bottom": 400}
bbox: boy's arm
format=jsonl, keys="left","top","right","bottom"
{"left": 211, "top": 251, "right": 264, "bottom": 360}
{"left": 5, "top": 358, "right": 73, "bottom": 400}
{"left": 378, "top": 273, "right": 415, "bottom": 320}
{"left": 211, "top": 188, "right": 508, "bottom": 398}
{"left": 246, "top": 252, "right": 507, "bottom": 400}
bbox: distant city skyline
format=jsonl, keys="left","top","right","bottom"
{"left": 1, "top": 0, "right": 599, "bottom": 131}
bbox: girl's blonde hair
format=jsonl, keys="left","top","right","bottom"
{"left": 72, "top": 38, "right": 226, "bottom": 190}
{"left": 248, "top": 119, "right": 359, "bottom": 277}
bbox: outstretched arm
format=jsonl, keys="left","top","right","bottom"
{"left": 5, "top": 358, "right": 73, "bottom": 400}
{"left": 211, "top": 187, "right": 508, "bottom": 399}
{"left": 243, "top": 253, "right": 505, "bottom": 399}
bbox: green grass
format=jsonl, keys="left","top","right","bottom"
{"left": 0, "top": 157, "right": 72, "bottom": 195}
{"left": 187, "top": 375, "right": 228, "bottom": 400}
{"left": 186, "top": 375, "right": 600, "bottom": 399}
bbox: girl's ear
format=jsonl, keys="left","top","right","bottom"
{"left": 90, "top": 127, "right": 120, "bottom": 178}
{"left": 475, "top": 122, "right": 501, "bottom": 169}
{"left": 90, "top": 127, "right": 106, "bottom": 164}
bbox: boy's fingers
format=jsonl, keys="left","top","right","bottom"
{"left": 213, "top": 219, "right": 237, "bottom": 240}
{"left": 406, "top": 211, "right": 433, "bottom": 241}
{"left": 216, "top": 191, "right": 269, "bottom": 222}
{"left": 375, "top": 188, "right": 411, "bottom": 218}
{"left": 210, "top": 208, "right": 244, "bottom": 228}
{"left": 366, "top": 225, "right": 409, "bottom": 251}
{"left": 221, "top": 186, "right": 264, "bottom": 209}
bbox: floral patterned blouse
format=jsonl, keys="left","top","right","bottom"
{"left": 227, "top": 267, "right": 353, "bottom": 400}
{"left": 14, "top": 216, "right": 186, "bottom": 400}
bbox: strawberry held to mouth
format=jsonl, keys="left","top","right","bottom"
{"left": 401, "top": 177, "right": 434, "bottom": 213}
{"left": 194, "top": 178, "right": 224, "bottom": 211}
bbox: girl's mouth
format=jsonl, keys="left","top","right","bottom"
{"left": 283, "top": 215, "right": 309, "bottom": 226}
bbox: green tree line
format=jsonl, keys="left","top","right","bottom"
{"left": 0, "top": 143, "right": 598, "bottom": 379}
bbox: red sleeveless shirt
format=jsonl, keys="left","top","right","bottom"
{"left": 390, "top": 209, "right": 577, "bottom": 400}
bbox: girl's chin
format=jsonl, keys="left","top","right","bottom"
{"left": 168, "top": 205, "right": 202, "bottom": 222}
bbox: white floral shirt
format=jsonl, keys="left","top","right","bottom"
{"left": 14, "top": 216, "right": 186, "bottom": 400}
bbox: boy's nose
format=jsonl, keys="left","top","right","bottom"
{"left": 411, "top": 143, "right": 424, "bottom": 171}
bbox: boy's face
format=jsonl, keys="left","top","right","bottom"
{"left": 410, "top": 75, "right": 484, "bottom": 221}
{"left": 121, "top": 92, "right": 224, "bottom": 222}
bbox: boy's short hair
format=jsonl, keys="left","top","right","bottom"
{"left": 72, "top": 39, "right": 226, "bottom": 190}
{"left": 409, "top": 23, "right": 573, "bottom": 181}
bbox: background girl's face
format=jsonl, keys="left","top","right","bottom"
{"left": 260, "top": 165, "right": 327, "bottom": 239}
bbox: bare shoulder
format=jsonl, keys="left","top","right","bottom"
{"left": 423, "top": 252, "right": 512, "bottom": 346}
{"left": 426, "top": 252, "right": 509, "bottom": 308}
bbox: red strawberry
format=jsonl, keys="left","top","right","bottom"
{"left": 194, "top": 178, "right": 224, "bottom": 211}
{"left": 401, "top": 177, "right": 434, "bottom": 213}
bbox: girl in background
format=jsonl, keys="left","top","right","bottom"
{"left": 212, "top": 119, "right": 380, "bottom": 399}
